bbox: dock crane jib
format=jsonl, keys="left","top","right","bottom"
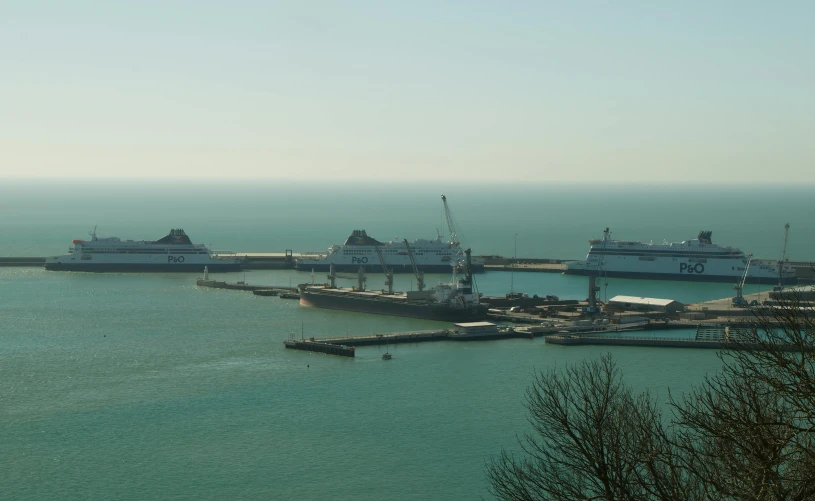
{"left": 374, "top": 246, "right": 394, "bottom": 294}
{"left": 732, "top": 253, "right": 754, "bottom": 308}
{"left": 440, "top": 194, "right": 466, "bottom": 270}
{"left": 440, "top": 194, "right": 459, "bottom": 245}
{"left": 775, "top": 223, "right": 790, "bottom": 291}
{"left": 403, "top": 239, "right": 425, "bottom": 291}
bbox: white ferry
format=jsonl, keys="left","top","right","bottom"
{"left": 295, "top": 229, "right": 485, "bottom": 273}
{"left": 45, "top": 228, "right": 243, "bottom": 272}
{"left": 564, "top": 228, "right": 795, "bottom": 284}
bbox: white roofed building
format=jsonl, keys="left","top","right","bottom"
{"left": 608, "top": 295, "right": 684, "bottom": 313}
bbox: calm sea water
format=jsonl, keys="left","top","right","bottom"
{"left": 0, "top": 181, "right": 811, "bottom": 500}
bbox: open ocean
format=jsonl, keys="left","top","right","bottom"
{"left": 1, "top": 181, "right": 812, "bottom": 500}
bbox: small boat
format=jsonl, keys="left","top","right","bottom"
{"left": 382, "top": 352, "right": 392, "bottom": 360}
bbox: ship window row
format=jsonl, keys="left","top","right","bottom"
{"left": 589, "top": 251, "right": 742, "bottom": 258}
{"left": 342, "top": 250, "right": 450, "bottom": 255}
{"left": 590, "top": 248, "right": 740, "bottom": 254}
{"left": 80, "top": 249, "right": 208, "bottom": 254}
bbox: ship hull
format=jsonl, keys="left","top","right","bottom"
{"left": 295, "top": 263, "right": 485, "bottom": 274}
{"left": 44, "top": 262, "right": 242, "bottom": 273}
{"left": 563, "top": 268, "right": 797, "bottom": 285}
{"left": 300, "top": 290, "right": 487, "bottom": 322}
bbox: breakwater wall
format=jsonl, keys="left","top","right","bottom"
{"left": 196, "top": 279, "right": 297, "bottom": 292}
{"left": 0, "top": 257, "right": 46, "bottom": 266}
{"left": 545, "top": 334, "right": 812, "bottom": 351}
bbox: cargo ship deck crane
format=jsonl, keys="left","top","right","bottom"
{"left": 775, "top": 223, "right": 790, "bottom": 291}
{"left": 374, "top": 246, "right": 394, "bottom": 294}
{"left": 403, "top": 239, "right": 425, "bottom": 291}
{"left": 732, "top": 253, "right": 754, "bottom": 308}
{"left": 440, "top": 194, "right": 459, "bottom": 245}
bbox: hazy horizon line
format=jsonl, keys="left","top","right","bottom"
{"left": 2, "top": 176, "right": 813, "bottom": 187}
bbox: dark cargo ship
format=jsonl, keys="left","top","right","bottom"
{"left": 299, "top": 250, "right": 487, "bottom": 322}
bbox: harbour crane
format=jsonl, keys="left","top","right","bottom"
{"left": 440, "top": 194, "right": 460, "bottom": 245}
{"left": 732, "top": 253, "right": 755, "bottom": 308}
{"left": 775, "top": 223, "right": 790, "bottom": 291}
{"left": 403, "top": 238, "right": 425, "bottom": 291}
{"left": 441, "top": 193, "right": 469, "bottom": 275}
{"left": 374, "top": 246, "right": 394, "bottom": 294}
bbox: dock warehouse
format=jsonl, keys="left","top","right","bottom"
{"left": 608, "top": 295, "right": 684, "bottom": 313}
{"left": 453, "top": 322, "right": 499, "bottom": 336}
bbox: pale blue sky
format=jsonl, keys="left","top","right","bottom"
{"left": 1, "top": 1, "right": 812, "bottom": 182}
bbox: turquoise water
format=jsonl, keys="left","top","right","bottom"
{"left": 0, "top": 182, "right": 810, "bottom": 500}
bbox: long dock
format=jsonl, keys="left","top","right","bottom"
{"left": 545, "top": 333, "right": 813, "bottom": 351}
{"left": 2, "top": 253, "right": 812, "bottom": 282}
{"left": 687, "top": 288, "right": 815, "bottom": 318}
{"left": 0, "top": 257, "right": 46, "bottom": 266}
{"left": 546, "top": 334, "right": 737, "bottom": 349}
{"left": 484, "top": 263, "right": 566, "bottom": 273}
{"left": 196, "top": 279, "right": 297, "bottom": 293}
{"left": 284, "top": 340, "right": 356, "bottom": 357}
{"left": 315, "top": 330, "right": 450, "bottom": 346}
{"left": 281, "top": 322, "right": 669, "bottom": 357}
{"left": 283, "top": 328, "right": 542, "bottom": 356}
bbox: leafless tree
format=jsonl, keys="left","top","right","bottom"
{"left": 673, "top": 288, "right": 815, "bottom": 500}
{"left": 488, "top": 289, "right": 815, "bottom": 501}
{"left": 486, "top": 354, "right": 695, "bottom": 501}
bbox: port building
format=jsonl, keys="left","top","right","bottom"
{"left": 453, "top": 322, "right": 499, "bottom": 337}
{"left": 607, "top": 296, "right": 684, "bottom": 314}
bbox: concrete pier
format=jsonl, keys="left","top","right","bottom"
{"left": 546, "top": 334, "right": 736, "bottom": 349}
{"left": 687, "top": 288, "right": 815, "bottom": 318}
{"left": 310, "top": 330, "right": 451, "bottom": 347}
{"left": 545, "top": 333, "right": 813, "bottom": 351}
{"left": 284, "top": 340, "right": 356, "bottom": 357}
{"left": 0, "top": 257, "right": 46, "bottom": 266}
{"left": 484, "top": 263, "right": 566, "bottom": 273}
{"left": 283, "top": 327, "right": 535, "bottom": 356}
{"left": 195, "top": 279, "right": 297, "bottom": 293}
